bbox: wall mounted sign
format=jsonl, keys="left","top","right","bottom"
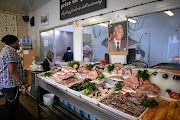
{"left": 75, "top": 21, "right": 79, "bottom": 28}
{"left": 44, "top": 40, "right": 48, "bottom": 47}
{"left": 0, "top": 13, "right": 17, "bottom": 50}
{"left": 60, "top": 0, "right": 106, "bottom": 20}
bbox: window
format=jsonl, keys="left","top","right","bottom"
{"left": 128, "top": 8, "right": 180, "bottom": 66}
{"left": 83, "top": 21, "right": 109, "bottom": 62}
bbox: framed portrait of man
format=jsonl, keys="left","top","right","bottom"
{"left": 108, "top": 20, "right": 128, "bottom": 55}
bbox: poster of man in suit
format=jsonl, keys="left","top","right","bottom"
{"left": 108, "top": 21, "right": 128, "bottom": 55}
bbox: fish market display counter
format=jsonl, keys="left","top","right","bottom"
{"left": 36, "top": 76, "right": 129, "bottom": 120}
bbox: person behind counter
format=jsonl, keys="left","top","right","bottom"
{"left": 43, "top": 49, "right": 55, "bottom": 71}
{"left": 83, "top": 45, "right": 95, "bottom": 62}
{"left": 135, "top": 45, "right": 145, "bottom": 61}
{"left": 63, "top": 47, "right": 73, "bottom": 62}
{"left": 0, "top": 35, "right": 26, "bottom": 120}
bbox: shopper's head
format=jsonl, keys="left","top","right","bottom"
{"left": 113, "top": 25, "right": 124, "bottom": 41}
{"left": 1, "top": 35, "right": 20, "bottom": 50}
{"left": 46, "top": 49, "right": 54, "bottom": 59}
{"left": 83, "top": 45, "right": 91, "bottom": 54}
{"left": 67, "top": 47, "right": 71, "bottom": 51}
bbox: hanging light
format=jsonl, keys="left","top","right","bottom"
{"left": 128, "top": 18, "right": 136, "bottom": 23}
{"left": 98, "top": 23, "right": 108, "bottom": 27}
{"left": 164, "top": 10, "right": 174, "bottom": 16}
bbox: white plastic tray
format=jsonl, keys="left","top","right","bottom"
{"left": 56, "top": 83, "right": 67, "bottom": 91}
{"left": 98, "top": 91, "right": 147, "bottom": 120}
{"left": 99, "top": 102, "right": 141, "bottom": 120}
{"left": 56, "top": 78, "right": 83, "bottom": 91}
{"left": 66, "top": 80, "right": 84, "bottom": 97}
{"left": 80, "top": 89, "right": 114, "bottom": 105}
{"left": 67, "top": 88, "right": 81, "bottom": 97}
{"left": 80, "top": 90, "right": 99, "bottom": 104}
{"left": 37, "top": 74, "right": 57, "bottom": 87}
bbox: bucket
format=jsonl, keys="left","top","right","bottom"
{"left": 43, "top": 93, "right": 54, "bottom": 105}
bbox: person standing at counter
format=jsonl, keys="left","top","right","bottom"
{"left": 0, "top": 35, "right": 26, "bottom": 120}
{"left": 83, "top": 45, "right": 95, "bottom": 62}
{"left": 43, "top": 49, "right": 55, "bottom": 71}
{"left": 63, "top": 47, "right": 73, "bottom": 62}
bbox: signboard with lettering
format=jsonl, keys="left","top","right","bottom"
{"left": 60, "top": 0, "right": 106, "bottom": 20}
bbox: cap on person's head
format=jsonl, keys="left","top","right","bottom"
{"left": 1, "top": 35, "right": 18, "bottom": 45}
{"left": 136, "top": 44, "right": 141, "bottom": 48}
{"left": 83, "top": 45, "right": 91, "bottom": 51}
{"left": 46, "top": 49, "right": 54, "bottom": 57}
{"left": 67, "top": 47, "right": 71, "bottom": 51}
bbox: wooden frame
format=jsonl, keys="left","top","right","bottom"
{"left": 41, "top": 13, "right": 49, "bottom": 26}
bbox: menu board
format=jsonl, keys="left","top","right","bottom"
{"left": 60, "top": 0, "right": 106, "bottom": 20}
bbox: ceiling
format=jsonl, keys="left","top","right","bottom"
{"left": 0, "top": 0, "right": 52, "bottom": 14}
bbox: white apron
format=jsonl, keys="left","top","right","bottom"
{"left": 136, "top": 54, "right": 142, "bottom": 61}
{"left": 84, "top": 57, "right": 90, "bottom": 62}
{"left": 46, "top": 57, "right": 55, "bottom": 69}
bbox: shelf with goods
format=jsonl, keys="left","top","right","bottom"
{"left": 20, "top": 35, "right": 33, "bottom": 50}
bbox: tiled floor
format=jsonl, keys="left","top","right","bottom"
{"left": 0, "top": 92, "right": 53, "bottom": 120}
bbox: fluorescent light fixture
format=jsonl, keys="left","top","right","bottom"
{"left": 164, "top": 10, "right": 174, "bottom": 16}
{"left": 55, "top": 30, "right": 60, "bottom": 35}
{"left": 128, "top": 19, "right": 136, "bottom": 23}
{"left": 98, "top": 23, "right": 108, "bottom": 27}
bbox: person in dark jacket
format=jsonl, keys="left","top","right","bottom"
{"left": 63, "top": 47, "right": 73, "bottom": 62}
{"left": 42, "top": 49, "right": 54, "bottom": 71}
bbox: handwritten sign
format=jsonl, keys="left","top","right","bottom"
{"left": 60, "top": 0, "right": 106, "bottom": 20}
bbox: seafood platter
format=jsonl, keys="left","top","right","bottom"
{"left": 37, "top": 61, "right": 180, "bottom": 120}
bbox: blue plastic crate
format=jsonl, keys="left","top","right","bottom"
{"left": 89, "top": 115, "right": 97, "bottom": 120}
{"left": 69, "top": 104, "right": 75, "bottom": 111}
{"left": 74, "top": 107, "right": 83, "bottom": 115}
{"left": 63, "top": 100, "right": 70, "bottom": 107}
{"left": 59, "top": 98, "right": 64, "bottom": 104}
{"left": 83, "top": 111, "right": 89, "bottom": 119}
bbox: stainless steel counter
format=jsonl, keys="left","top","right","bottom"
{"left": 36, "top": 76, "right": 130, "bottom": 120}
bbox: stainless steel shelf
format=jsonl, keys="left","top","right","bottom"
{"left": 39, "top": 103, "right": 69, "bottom": 120}
{"left": 39, "top": 101, "right": 86, "bottom": 120}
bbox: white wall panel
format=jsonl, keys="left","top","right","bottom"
{"left": 28, "top": 0, "right": 180, "bottom": 62}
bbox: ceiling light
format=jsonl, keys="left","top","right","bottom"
{"left": 98, "top": 23, "right": 108, "bottom": 27}
{"left": 128, "top": 19, "right": 136, "bottom": 23}
{"left": 164, "top": 10, "right": 174, "bottom": 16}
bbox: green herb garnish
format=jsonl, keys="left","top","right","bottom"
{"left": 84, "top": 89, "right": 91, "bottom": 95}
{"left": 98, "top": 73, "right": 104, "bottom": 79}
{"left": 83, "top": 82, "right": 96, "bottom": 91}
{"left": 82, "top": 82, "right": 96, "bottom": 95}
{"left": 107, "top": 64, "right": 115, "bottom": 73}
{"left": 114, "top": 81, "right": 122, "bottom": 91}
{"left": 137, "top": 70, "right": 150, "bottom": 81}
{"left": 44, "top": 72, "right": 52, "bottom": 77}
{"left": 86, "top": 64, "right": 93, "bottom": 70}
{"left": 69, "top": 61, "right": 79, "bottom": 67}
{"left": 141, "top": 98, "right": 158, "bottom": 108}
